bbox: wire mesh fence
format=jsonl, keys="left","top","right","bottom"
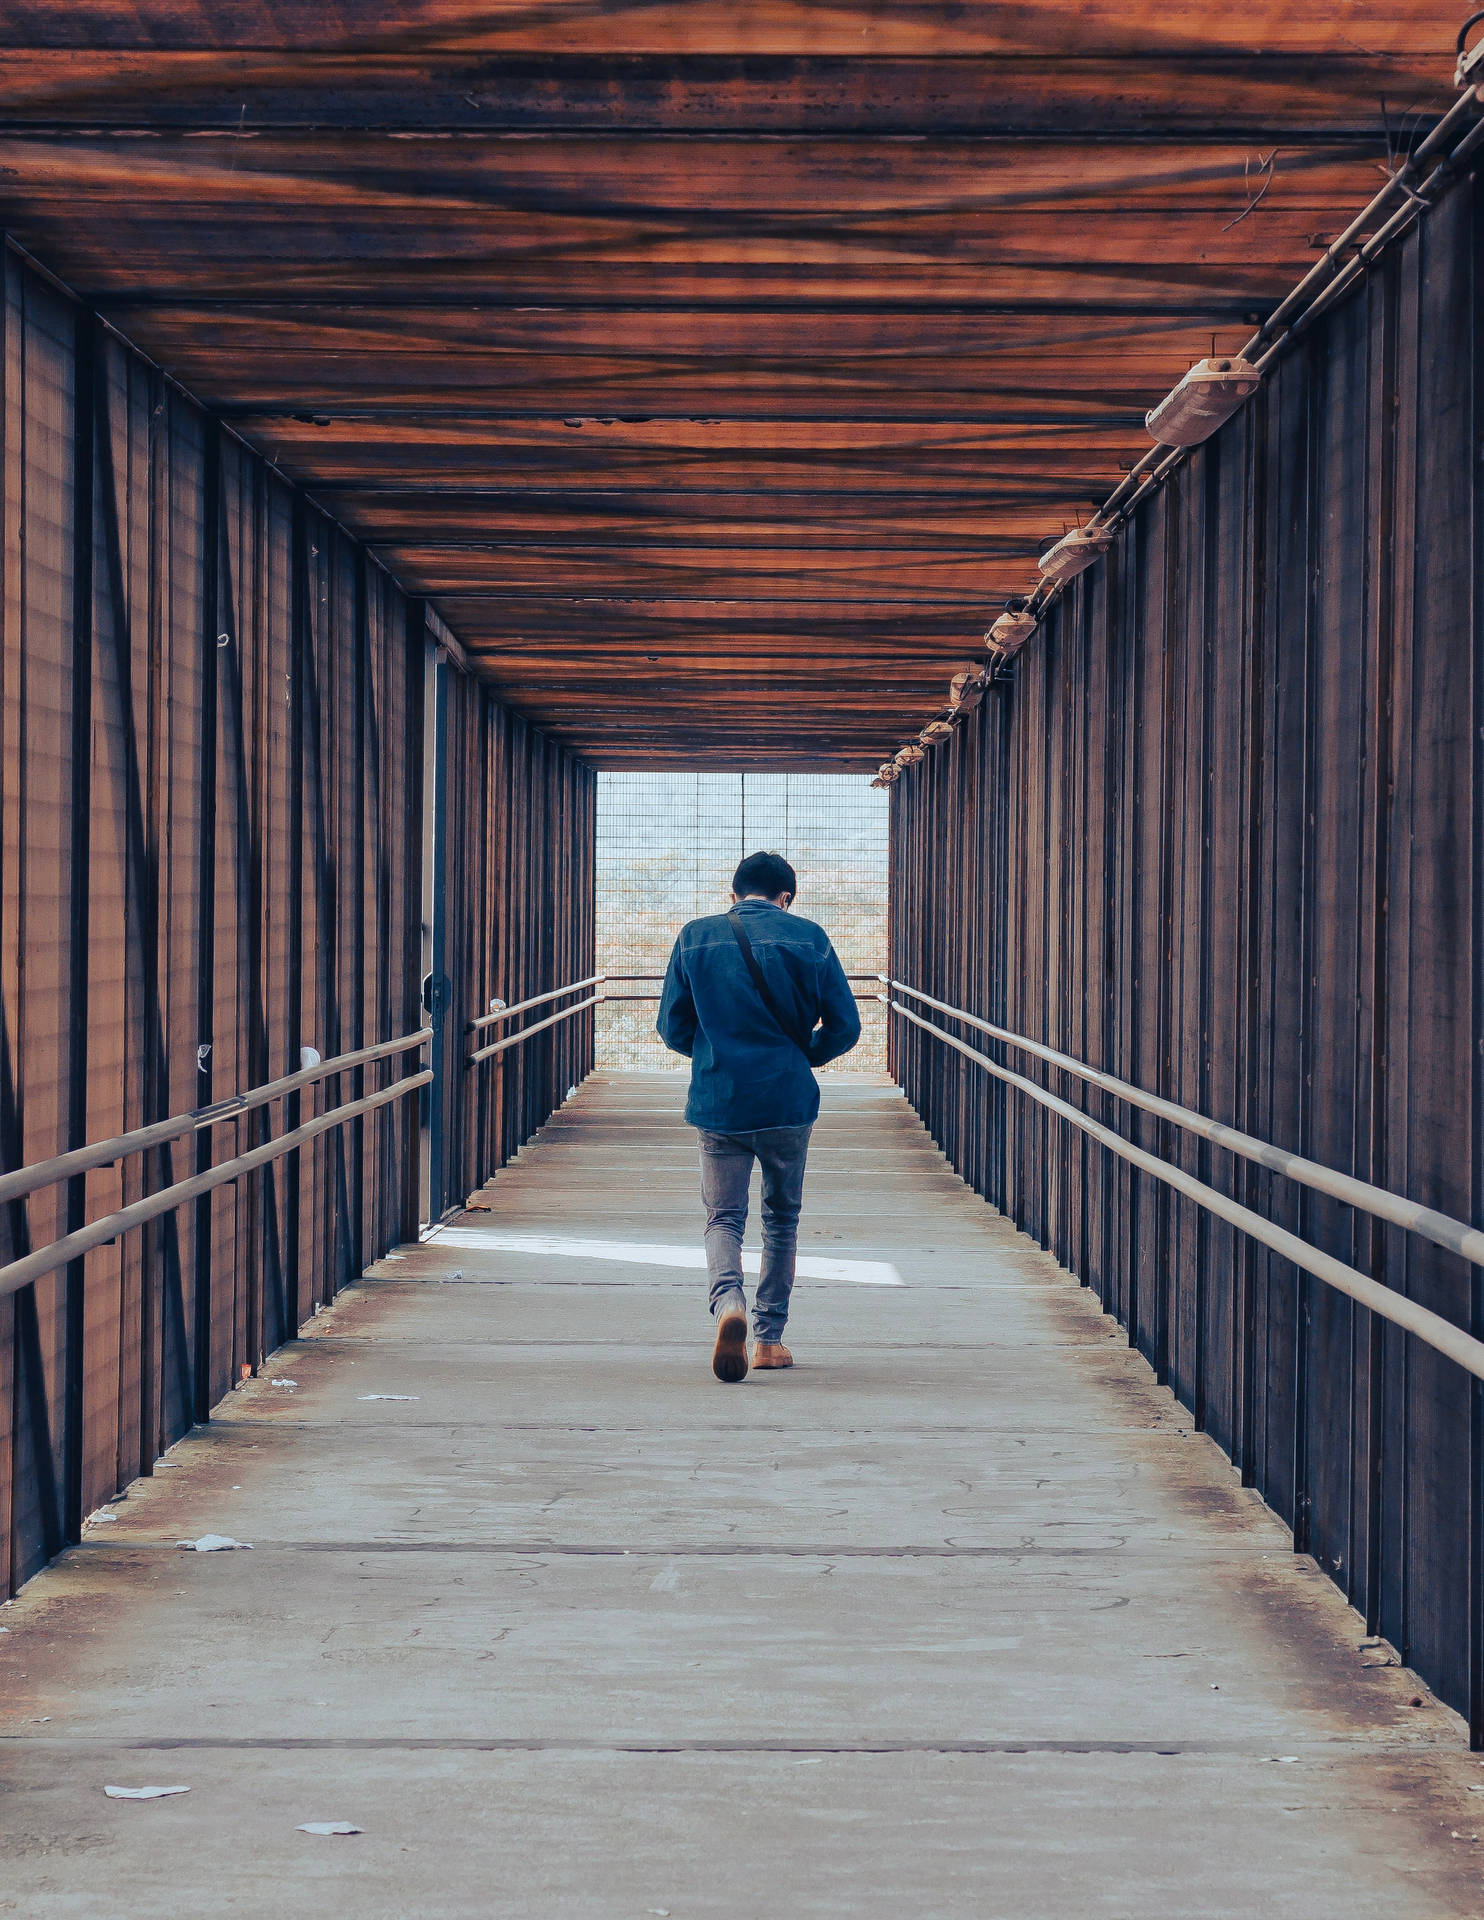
{"left": 596, "top": 772, "right": 888, "bottom": 1072}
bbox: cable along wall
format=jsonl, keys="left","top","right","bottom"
{"left": 0, "top": 240, "right": 593, "bottom": 1600}
{"left": 888, "top": 164, "right": 1484, "bottom": 1736}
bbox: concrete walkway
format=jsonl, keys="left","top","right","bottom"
{"left": 2, "top": 1072, "right": 1481, "bottom": 1916}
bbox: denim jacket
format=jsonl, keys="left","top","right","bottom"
{"left": 656, "top": 899, "right": 862, "bottom": 1131}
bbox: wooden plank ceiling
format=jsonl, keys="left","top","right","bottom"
{"left": 0, "top": 3, "right": 1460, "bottom": 766}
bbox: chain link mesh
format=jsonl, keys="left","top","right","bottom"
{"left": 596, "top": 772, "right": 888, "bottom": 1072}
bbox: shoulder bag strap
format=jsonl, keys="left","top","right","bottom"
{"left": 726, "top": 910, "right": 814, "bottom": 1056}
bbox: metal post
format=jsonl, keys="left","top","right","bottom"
{"left": 193, "top": 416, "right": 221, "bottom": 1425}
{"left": 283, "top": 495, "right": 308, "bottom": 1350}
{"left": 1469, "top": 165, "right": 1484, "bottom": 1753}
{"left": 62, "top": 306, "right": 96, "bottom": 1544}
{"left": 420, "top": 628, "right": 450, "bottom": 1226}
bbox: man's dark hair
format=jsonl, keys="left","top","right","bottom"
{"left": 733, "top": 850, "right": 797, "bottom": 901}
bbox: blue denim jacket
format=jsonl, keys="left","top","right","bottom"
{"left": 656, "top": 899, "right": 862, "bottom": 1130}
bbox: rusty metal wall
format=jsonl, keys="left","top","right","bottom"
{"left": 889, "top": 166, "right": 1484, "bottom": 1735}
{"left": 0, "top": 240, "right": 594, "bottom": 1600}
{"left": 428, "top": 622, "right": 596, "bottom": 1221}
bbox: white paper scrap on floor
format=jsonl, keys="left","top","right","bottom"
{"left": 0, "top": 1070, "right": 1477, "bottom": 1918}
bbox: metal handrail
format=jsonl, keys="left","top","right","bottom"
{"left": 600, "top": 971, "right": 882, "bottom": 982}
{"left": 470, "top": 965, "right": 887, "bottom": 1030}
{"left": 0, "top": 1027, "right": 432, "bottom": 1211}
{"left": 606, "top": 989, "right": 884, "bottom": 1002}
{"left": 468, "top": 992, "right": 603, "bottom": 1065}
{"left": 468, "top": 975, "right": 605, "bottom": 1033}
{"left": 885, "top": 994, "right": 1484, "bottom": 1383}
{"left": 883, "top": 977, "right": 1484, "bottom": 1269}
{"left": 0, "top": 1064, "right": 432, "bottom": 1305}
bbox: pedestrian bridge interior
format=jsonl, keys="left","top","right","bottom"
{"left": 2, "top": 6, "right": 1484, "bottom": 1914}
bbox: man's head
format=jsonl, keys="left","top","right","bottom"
{"left": 732, "top": 850, "right": 796, "bottom": 908}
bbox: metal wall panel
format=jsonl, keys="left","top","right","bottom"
{"left": 422, "top": 617, "right": 596, "bottom": 1226}
{"left": 0, "top": 241, "right": 596, "bottom": 1600}
{"left": 888, "top": 167, "right": 1484, "bottom": 1735}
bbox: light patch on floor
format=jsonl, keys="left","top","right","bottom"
{"left": 435, "top": 1226, "right": 905, "bottom": 1286}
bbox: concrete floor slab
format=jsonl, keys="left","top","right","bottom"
{"left": 2, "top": 1072, "right": 1482, "bottom": 1915}
{"left": 6, "top": 1747, "right": 1471, "bottom": 1920}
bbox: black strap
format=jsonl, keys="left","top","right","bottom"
{"left": 726, "top": 910, "right": 814, "bottom": 1056}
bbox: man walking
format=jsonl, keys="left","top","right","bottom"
{"left": 657, "top": 851, "right": 862, "bottom": 1382}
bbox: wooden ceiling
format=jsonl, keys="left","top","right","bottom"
{"left": 0, "top": 3, "right": 1460, "bottom": 766}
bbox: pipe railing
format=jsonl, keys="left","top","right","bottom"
{"left": 0, "top": 1028, "right": 431, "bottom": 1211}
{"left": 602, "top": 972, "right": 887, "bottom": 1003}
{"left": 469, "top": 972, "right": 657, "bottom": 1061}
{"left": 0, "top": 1031, "right": 433, "bottom": 1304}
{"left": 883, "top": 978, "right": 1484, "bottom": 1267}
{"left": 468, "top": 974, "right": 606, "bottom": 1033}
{"left": 468, "top": 991, "right": 603, "bottom": 1065}
{"left": 600, "top": 973, "right": 664, "bottom": 1003}
{"left": 470, "top": 971, "right": 889, "bottom": 1031}
{"left": 882, "top": 985, "right": 1484, "bottom": 1383}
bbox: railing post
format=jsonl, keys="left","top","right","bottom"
{"left": 1469, "top": 159, "right": 1484, "bottom": 1755}
{"left": 192, "top": 416, "right": 221, "bottom": 1425}
{"left": 62, "top": 305, "right": 97, "bottom": 1545}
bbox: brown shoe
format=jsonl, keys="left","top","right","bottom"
{"left": 711, "top": 1299, "right": 749, "bottom": 1383}
{"left": 752, "top": 1341, "right": 794, "bottom": 1370}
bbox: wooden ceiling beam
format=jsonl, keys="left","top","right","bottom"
{"left": 0, "top": 4, "right": 1450, "bottom": 60}
{"left": 0, "top": 51, "right": 1451, "bottom": 137}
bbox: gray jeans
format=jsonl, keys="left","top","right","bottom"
{"left": 697, "top": 1124, "right": 813, "bottom": 1342}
